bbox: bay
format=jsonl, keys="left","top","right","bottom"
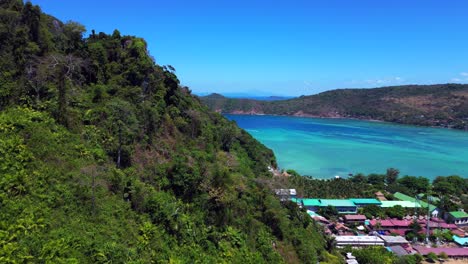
{"left": 225, "top": 114, "right": 468, "bottom": 180}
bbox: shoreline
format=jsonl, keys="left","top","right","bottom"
{"left": 222, "top": 111, "right": 467, "bottom": 131}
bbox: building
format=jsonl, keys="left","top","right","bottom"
{"left": 274, "top": 189, "right": 297, "bottom": 201}
{"left": 368, "top": 219, "right": 412, "bottom": 231}
{"left": 335, "top": 236, "right": 384, "bottom": 247}
{"left": 291, "top": 198, "right": 321, "bottom": 211}
{"left": 344, "top": 214, "right": 367, "bottom": 224}
{"left": 448, "top": 211, "right": 468, "bottom": 227}
{"left": 380, "top": 201, "right": 421, "bottom": 208}
{"left": 388, "top": 246, "right": 409, "bottom": 257}
{"left": 414, "top": 246, "right": 468, "bottom": 260}
{"left": 349, "top": 198, "right": 382, "bottom": 208}
{"left": 375, "top": 191, "right": 386, "bottom": 201}
{"left": 394, "top": 192, "right": 438, "bottom": 217}
{"left": 292, "top": 198, "right": 357, "bottom": 214}
{"left": 453, "top": 235, "right": 468, "bottom": 247}
{"left": 378, "top": 235, "right": 409, "bottom": 246}
{"left": 320, "top": 199, "right": 358, "bottom": 214}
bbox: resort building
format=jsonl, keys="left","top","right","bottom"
{"left": 448, "top": 211, "right": 468, "bottom": 227}
{"left": 368, "top": 219, "right": 412, "bottom": 231}
{"left": 414, "top": 246, "right": 468, "bottom": 260}
{"left": 393, "top": 192, "right": 439, "bottom": 217}
{"left": 378, "top": 235, "right": 409, "bottom": 246}
{"left": 344, "top": 214, "right": 367, "bottom": 224}
{"left": 335, "top": 236, "right": 384, "bottom": 247}
{"left": 349, "top": 198, "right": 382, "bottom": 208}
{"left": 320, "top": 199, "right": 358, "bottom": 214}
{"left": 274, "top": 189, "right": 297, "bottom": 201}
{"left": 453, "top": 235, "right": 468, "bottom": 247}
{"left": 388, "top": 246, "right": 409, "bottom": 257}
{"left": 375, "top": 191, "right": 386, "bottom": 201}
{"left": 380, "top": 200, "right": 421, "bottom": 209}
{"left": 292, "top": 198, "right": 358, "bottom": 214}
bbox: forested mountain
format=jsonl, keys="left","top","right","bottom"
{"left": 0, "top": 1, "right": 331, "bottom": 262}
{"left": 201, "top": 84, "right": 468, "bottom": 130}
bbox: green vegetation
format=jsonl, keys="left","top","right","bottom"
{"left": 276, "top": 169, "right": 467, "bottom": 216}
{"left": 201, "top": 84, "right": 468, "bottom": 130}
{"left": 0, "top": 1, "right": 332, "bottom": 262}
{"left": 351, "top": 246, "right": 396, "bottom": 264}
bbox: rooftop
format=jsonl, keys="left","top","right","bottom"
{"left": 453, "top": 235, "right": 468, "bottom": 247}
{"left": 335, "top": 236, "right": 384, "bottom": 243}
{"left": 344, "top": 214, "right": 367, "bottom": 221}
{"left": 414, "top": 246, "right": 468, "bottom": 257}
{"left": 369, "top": 219, "right": 412, "bottom": 228}
{"left": 320, "top": 199, "right": 356, "bottom": 207}
{"left": 349, "top": 198, "right": 382, "bottom": 205}
{"left": 379, "top": 235, "right": 409, "bottom": 244}
{"left": 394, "top": 192, "right": 437, "bottom": 211}
{"left": 292, "top": 198, "right": 321, "bottom": 207}
{"left": 380, "top": 201, "right": 420, "bottom": 208}
{"left": 388, "top": 245, "right": 409, "bottom": 256}
{"left": 450, "top": 211, "right": 468, "bottom": 219}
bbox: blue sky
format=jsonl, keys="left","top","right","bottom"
{"left": 32, "top": 0, "right": 468, "bottom": 96}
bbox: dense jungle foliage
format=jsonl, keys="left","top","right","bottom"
{"left": 0, "top": 1, "right": 332, "bottom": 263}
{"left": 201, "top": 84, "right": 468, "bottom": 130}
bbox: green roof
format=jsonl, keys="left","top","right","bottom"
{"left": 320, "top": 199, "right": 356, "bottom": 207}
{"left": 394, "top": 192, "right": 437, "bottom": 211}
{"left": 380, "top": 201, "right": 421, "bottom": 208}
{"left": 349, "top": 198, "right": 382, "bottom": 205}
{"left": 449, "top": 211, "right": 468, "bottom": 219}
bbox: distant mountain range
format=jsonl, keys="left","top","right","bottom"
{"left": 200, "top": 84, "right": 468, "bottom": 130}
{"left": 202, "top": 93, "right": 293, "bottom": 101}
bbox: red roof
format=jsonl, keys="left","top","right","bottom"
{"left": 344, "top": 214, "right": 367, "bottom": 221}
{"left": 369, "top": 219, "right": 411, "bottom": 228}
{"left": 388, "top": 229, "right": 408, "bottom": 236}
{"left": 424, "top": 222, "right": 458, "bottom": 229}
{"left": 390, "top": 219, "right": 412, "bottom": 227}
{"left": 452, "top": 229, "right": 465, "bottom": 237}
{"left": 370, "top": 219, "right": 394, "bottom": 227}
{"left": 414, "top": 246, "right": 468, "bottom": 257}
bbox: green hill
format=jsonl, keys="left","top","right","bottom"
{"left": 0, "top": 1, "right": 329, "bottom": 263}
{"left": 201, "top": 84, "right": 468, "bottom": 130}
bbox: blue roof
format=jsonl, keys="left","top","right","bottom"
{"left": 320, "top": 199, "right": 356, "bottom": 207}
{"left": 453, "top": 235, "right": 468, "bottom": 247}
{"left": 350, "top": 198, "right": 382, "bottom": 205}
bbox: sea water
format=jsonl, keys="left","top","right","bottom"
{"left": 226, "top": 114, "right": 468, "bottom": 180}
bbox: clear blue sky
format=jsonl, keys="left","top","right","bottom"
{"left": 32, "top": 0, "right": 468, "bottom": 96}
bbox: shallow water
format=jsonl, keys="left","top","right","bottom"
{"left": 226, "top": 115, "right": 468, "bottom": 180}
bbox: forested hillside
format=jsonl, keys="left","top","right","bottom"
{"left": 0, "top": 1, "right": 331, "bottom": 263}
{"left": 201, "top": 84, "right": 468, "bottom": 130}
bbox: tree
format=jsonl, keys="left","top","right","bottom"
{"left": 438, "top": 252, "right": 448, "bottom": 261}
{"left": 398, "top": 176, "right": 429, "bottom": 195}
{"left": 426, "top": 252, "right": 437, "bottom": 263}
{"left": 385, "top": 168, "right": 399, "bottom": 185}
{"left": 352, "top": 246, "right": 396, "bottom": 264}
{"left": 385, "top": 205, "right": 405, "bottom": 219}
{"left": 103, "top": 99, "right": 138, "bottom": 168}
{"left": 318, "top": 205, "right": 339, "bottom": 220}
{"left": 362, "top": 205, "right": 383, "bottom": 219}
{"left": 37, "top": 54, "right": 84, "bottom": 126}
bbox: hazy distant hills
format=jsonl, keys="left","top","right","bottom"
{"left": 201, "top": 84, "right": 468, "bottom": 130}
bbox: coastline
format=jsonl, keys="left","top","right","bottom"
{"left": 222, "top": 111, "right": 467, "bottom": 131}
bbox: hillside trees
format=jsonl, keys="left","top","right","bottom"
{"left": 0, "top": 1, "right": 333, "bottom": 262}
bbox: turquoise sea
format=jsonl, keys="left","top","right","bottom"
{"left": 226, "top": 115, "right": 468, "bottom": 180}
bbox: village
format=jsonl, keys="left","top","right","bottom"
{"left": 275, "top": 189, "right": 468, "bottom": 263}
